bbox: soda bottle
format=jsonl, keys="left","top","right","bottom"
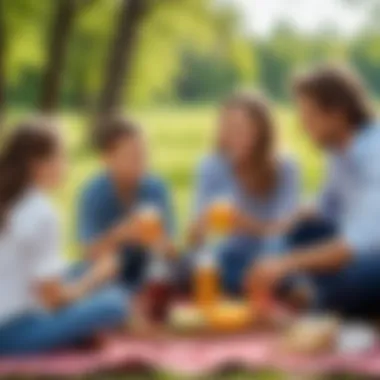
{"left": 135, "top": 204, "right": 173, "bottom": 323}
{"left": 192, "top": 196, "right": 235, "bottom": 308}
{"left": 144, "top": 253, "right": 173, "bottom": 323}
{"left": 194, "top": 246, "right": 219, "bottom": 309}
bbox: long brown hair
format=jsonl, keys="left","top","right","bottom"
{"left": 0, "top": 119, "right": 60, "bottom": 227}
{"left": 222, "top": 91, "right": 277, "bottom": 197}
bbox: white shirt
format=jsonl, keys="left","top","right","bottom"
{"left": 0, "top": 188, "right": 66, "bottom": 325}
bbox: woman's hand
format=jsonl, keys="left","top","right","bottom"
{"left": 85, "top": 216, "right": 142, "bottom": 259}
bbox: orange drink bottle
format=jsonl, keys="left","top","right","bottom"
{"left": 194, "top": 247, "right": 219, "bottom": 310}
{"left": 193, "top": 197, "right": 235, "bottom": 310}
{"left": 206, "top": 197, "right": 236, "bottom": 237}
{"left": 136, "top": 205, "right": 164, "bottom": 246}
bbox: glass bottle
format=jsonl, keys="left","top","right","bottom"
{"left": 144, "top": 253, "right": 173, "bottom": 323}
{"left": 136, "top": 204, "right": 173, "bottom": 323}
{"left": 194, "top": 245, "right": 219, "bottom": 309}
{"left": 193, "top": 196, "right": 235, "bottom": 309}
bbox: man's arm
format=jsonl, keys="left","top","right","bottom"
{"left": 248, "top": 238, "right": 352, "bottom": 294}
{"left": 83, "top": 221, "right": 138, "bottom": 259}
{"left": 284, "top": 238, "right": 352, "bottom": 273}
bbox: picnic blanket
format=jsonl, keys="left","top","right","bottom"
{"left": 1, "top": 333, "right": 380, "bottom": 378}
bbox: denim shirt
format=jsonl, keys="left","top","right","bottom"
{"left": 77, "top": 172, "right": 175, "bottom": 246}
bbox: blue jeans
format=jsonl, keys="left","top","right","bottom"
{"left": 0, "top": 268, "right": 128, "bottom": 356}
{"left": 288, "top": 219, "right": 380, "bottom": 317}
{"left": 219, "top": 236, "right": 260, "bottom": 294}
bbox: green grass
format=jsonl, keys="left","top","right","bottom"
{"left": 40, "top": 105, "right": 324, "bottom": 259}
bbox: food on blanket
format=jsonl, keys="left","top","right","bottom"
{"left": 282, "top": 316, "right": 339, "bottom": 354}
{"left": 206, "top": 197, "right": 236, "bottom": 234}
{"left": 136, "top": 205, "right": 164, "bottom": 245}
{"left": 169, "top": 304, "right": 206, "bottom": 331}
{"left": 207, "top": 300, "right": 254, "bottom": 332}
{"left": 194, "top": 249, "right": 220, "bottom": 308}
{"left": 338, "top": 323, "right": 377, "bottom": 354}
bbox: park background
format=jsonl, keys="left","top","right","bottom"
{"left": 1, "top": 0, "right": 379, "bottom": 258}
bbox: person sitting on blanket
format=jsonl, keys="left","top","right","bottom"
{"left": 183, "top": 91, "right": 300, "bottom": 295}
{"left": 0, "top": 119, "right": 127, "bottom": 356}
{"left": 77, "top": 115, "right": 176, "bottom": 293}
{"left": 248, "top": 64, "right": 380, "bottom": 317}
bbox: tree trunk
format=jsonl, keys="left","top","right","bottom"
{"left": 97, "top": 0, "right": 148, "bottom": 117}
{"left": 0, "top": 0, "right": 6, "bottom": 122}
{"left": 39, "top": 0, "right": 76, "bottom": 113}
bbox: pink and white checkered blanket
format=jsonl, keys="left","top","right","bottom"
{"left": 1, "top": 333, "right": 380, "bottom": 377}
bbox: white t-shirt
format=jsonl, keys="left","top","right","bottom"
{"left": 0, "top": 188, "right": 66, "bottom": 325}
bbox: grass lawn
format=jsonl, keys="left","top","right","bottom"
{"left": 47, "top": 105, "right": 324, "bottom": 259}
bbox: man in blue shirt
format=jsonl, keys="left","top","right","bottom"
{"left": 78, "top": 116, "right": 174, "bottom": 289}
{"left": 250, "top": 65, "right": 380, "bottom": 316}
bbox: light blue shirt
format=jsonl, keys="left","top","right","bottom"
{"left": 318, "top": 122, "right": 380, "bottom": 256}
{"left": 194, "top": 154, "right": 299, "bottom": 221}
{"left": 193, "top": 155, "right": 300, "bottom": 252}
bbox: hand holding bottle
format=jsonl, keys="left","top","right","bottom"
{"left": 205, "top": 197, "right": 236, "bottom": 236}
{"left": 135, "top": 205, "right": 165, "bottom": 248}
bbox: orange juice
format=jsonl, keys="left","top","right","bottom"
{"left": 194, "top": 251, "right": 219, "bottom": 309}
{"left": 206, "top": 198, "right": 235, "bottom": 235}
{"left": 136, "top": 206, "right": 164, "bottom": 246}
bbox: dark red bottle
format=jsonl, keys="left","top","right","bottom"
{"left": 143, "top": 255, "right": 173, "bottom": 323}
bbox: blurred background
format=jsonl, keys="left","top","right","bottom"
{"left": 0, "top": 0, "right": 378, "bottom": 255}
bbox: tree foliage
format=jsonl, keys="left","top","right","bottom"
{"left": 2, "top": 0, "right": 380, "bottom": 109}
{"left": 2, "top": 0, "right": 255, "bottom": 109}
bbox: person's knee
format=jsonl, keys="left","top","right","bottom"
{"left": 95, "top": 287, "right": 128, "bottom": 324}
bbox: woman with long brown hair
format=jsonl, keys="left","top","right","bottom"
{"left": 188, "top": 91, "right": 300, "bottom": 294}
{"left": 0, "top": 119, "right": 127, "bottom": 356}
